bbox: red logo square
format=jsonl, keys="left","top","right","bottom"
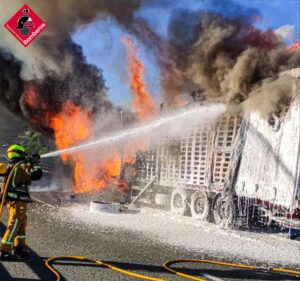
{"left": 4, "top": 4, "right": 47, "bottom": 47}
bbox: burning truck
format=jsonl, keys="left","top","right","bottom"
{"left": 128, "top": 70, "right": 300, "bottom": 234}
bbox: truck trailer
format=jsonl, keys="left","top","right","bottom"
{"left": 129, "top": 73, "right": 300, "bottom": 235}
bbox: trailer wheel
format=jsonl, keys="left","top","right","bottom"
{"left": 213, "top": 195, "right": 236, "bottom": 228}
{"left": 170, "top": 189, "right": 188, "bottom": 215}
{"left": 190, "top": 191, "right": 210, "bottom": 221}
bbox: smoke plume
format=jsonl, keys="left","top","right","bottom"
{"left": 0, "top": 0, "right": 142, "bottom": 79}
{"left": 1, "top": 0, "right": 299, "bottom": 128}
{"left": 0, "top": 0, "right": 143, "bottom": 130}
{"left": 165, "top": 9, "right": 300, "bottom": 116}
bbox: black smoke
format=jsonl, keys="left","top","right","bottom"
{"left": 0, "top": 51, "right": 23, "bottom": 113}
{"left": 164, "top": 8, "right": 300, "bottom": 116}
{"left": 0, "top": 0, "right": 144, "bottom": 132}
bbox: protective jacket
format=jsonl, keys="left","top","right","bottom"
{"left": 0, "top": 160, "right": 42, "bottom": 203}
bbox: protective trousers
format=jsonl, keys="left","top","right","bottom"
{"left": 1, "top": 201, "right": 27, "bottom": 253}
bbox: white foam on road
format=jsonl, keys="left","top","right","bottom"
{"left": 54, "top": 204, "right": 300, "bottom": 268}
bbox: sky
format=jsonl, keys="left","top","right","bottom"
{"left": 72, "top": 0, "right": 300, "bottom": 106}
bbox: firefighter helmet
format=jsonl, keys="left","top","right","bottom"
{"left": 7, "top": 144, "right": 26, "bottom": 160}
{"left": 16, "top": 16, "right": 31, "bottom": 29}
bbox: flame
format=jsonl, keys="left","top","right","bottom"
{"left": 50, "top": 101, "right": 92, "bottom": 161}
{"left": 288, "top": 42, "right": 300, "bottom": 51}
{"left": 23, "top": 83, "right": 39, "bottom": 108}
{"left": 22, "top": 85, "right": 135, "bottom": 194}
{"left": 121, "top": 36, "right": 158, "bottom": 166}
{"left": 47, "top": 101, "right": 127, "bottom": 193}
{"left": 22, "top": 82, "right": 51, "bottom": 127}
{"left": 21, "top": 39, "right": 159, "bottom": 194}
{"left": 121, "top": 36, "right": 156, "bottom": 120}
{"left": 72, "top": 153, "right": 125, "bottom": 194}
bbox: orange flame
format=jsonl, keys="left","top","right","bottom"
{"left": 121, "top": 36, "right": 156, "bottom": 120}
{"left": 22, "top": 85, "right": 142, "bottom": 194}
{"left": 21, "top": 45, "right": 158, "bottom": 195}
{"left": 72, "top": 153, "right": 124, "bottom": 193}
{"left": 121, "top": 35, "right": 158, "bottom": 166}
{"left": 23, "top": 83, "right": 39, "bottom": 108}
{"left": 47, "top": 101, "right": 127, "bottom": 193}
{"left": 50, "top": 101, "right": 92, "bottom": 161}
{"left": 288, "top": 42, "right": 300, "bottom": 51}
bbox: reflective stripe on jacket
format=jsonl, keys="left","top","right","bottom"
{"left": 1, "top": 161, "right": 42, "bottom": 203}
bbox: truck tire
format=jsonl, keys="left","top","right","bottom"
{"left": 90, "top": 201, "right": 121, "bottom": 214}
{"left": 213, "top": 195, "right": 236, "bottom": 228}
{"left": 170, "top": 189, "right": 188, "bottom": 215}
{"left": 190, "top": 191, "right": 210, "bottom": 221}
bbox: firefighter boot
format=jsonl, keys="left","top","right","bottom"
{"left": 14, "top": 246, "right": 30, "bottom": 259}
{"left": 0, "top": 251, "right": 14, "bottom": 261}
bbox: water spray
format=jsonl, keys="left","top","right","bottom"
{"left": 41, "top": 104, "right": 226, "bottom": 159}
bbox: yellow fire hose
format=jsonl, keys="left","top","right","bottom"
{"left": 45, "top": 256, "right": 300, "bottom": 281}
{"left": 1, "top": 164, "right": 299, "bottom": 280}
{"left": 0, "top": 163, "right": 21, "bottom": 219}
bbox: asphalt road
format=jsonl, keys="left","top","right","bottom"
{"left": 0, "top": 202, "right": 299, "bottom": 281}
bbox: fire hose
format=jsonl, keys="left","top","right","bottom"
{"left": 45, "top": 256, "right": 300, "bottom": 281}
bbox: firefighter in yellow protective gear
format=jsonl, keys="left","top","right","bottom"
{"left": 0, "top": 144, "right": 42, "bottom": 260}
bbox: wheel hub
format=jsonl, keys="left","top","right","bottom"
{"left": 194, "top": 196, "right": 205, "bottom": 214}
{"left": 219, "top": 201, "right": 231, "bottom": 220}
